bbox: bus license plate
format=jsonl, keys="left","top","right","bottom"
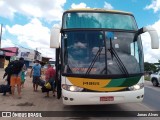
{"left": 100, "top": 96, "right": 114, "bottom": 101}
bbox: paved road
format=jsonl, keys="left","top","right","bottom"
{"left": 143, "top": 81, "right": 160, "bottom": 110}
{"left": 0, "top": 68, "right": 159, "bottom": 120}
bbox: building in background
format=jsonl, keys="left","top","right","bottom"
{"left": 34, "top": 50, "right": 42, "bottom": 61}
{"left": 0, "top": 47, "right": 36, "bottom": 68}
{"left": 41, "top": 56, "right": 52, "bottom": 66}
{"left": 0, "top": 47, "right": 53, "bottom": 68}
{"left": 16, "top": 47, "right": 35, "bottom": 68}
{"left": 0, "top": 48, "right": 5, "bottom": 68}
{"left": 0, "top": 47, "right": 18, "bottom": 68}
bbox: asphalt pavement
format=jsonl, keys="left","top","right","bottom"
{"left": 143, "top": 81, "right": 160, "bottom": 110}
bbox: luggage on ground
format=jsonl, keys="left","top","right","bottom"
{"left": 0, "top": 84, "right": 11, "bottom": 93}
{"left": 41, "top": 86, "right": 52, "bottom": 93}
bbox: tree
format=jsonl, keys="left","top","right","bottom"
{"left": 144, "top": 62, "right": 156, "bottom": 72}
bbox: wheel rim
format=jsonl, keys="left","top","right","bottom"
{"left": 153, "top": 80, "right": 157, "bottom": 86}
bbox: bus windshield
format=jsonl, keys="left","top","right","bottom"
{"left": 63, "top": 12, "right": 137, "bottom": 30}
{"left": 62, "top": 31, "right": 144, "bottom": 76}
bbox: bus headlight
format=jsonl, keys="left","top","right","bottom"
{"left": 128, "top": 83, "right": 144, "bottom": 91}
{"left": 62, "top": 84, "right": 84, "bottom": 92}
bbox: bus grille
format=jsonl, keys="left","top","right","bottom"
{"left": 82, "top": 88, "right": 130, "bottom": 92}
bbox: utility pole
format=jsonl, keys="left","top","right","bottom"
{"left": 0, "top": 24, "right": 2, "bottom": 48}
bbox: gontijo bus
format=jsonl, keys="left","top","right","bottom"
{"left": 50, "top": 8, "right": 159, "bottom": 105}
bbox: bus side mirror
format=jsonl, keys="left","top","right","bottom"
{"left": 50, "top": 27, "right": 61, "bottom": 48}
{"left": 134, "top": 26, "right": 159, "bottom": 49}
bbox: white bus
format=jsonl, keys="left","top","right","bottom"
{"left": 50, "top": 8, "right": 159, "bottom": 105}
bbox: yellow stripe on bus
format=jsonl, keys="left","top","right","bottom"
{"left": 67, "top": 77, "right": 126, "bottom": 92}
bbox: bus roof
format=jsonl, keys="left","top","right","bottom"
{"left": 64, "top": 8, "right": 133, "bottom": 15}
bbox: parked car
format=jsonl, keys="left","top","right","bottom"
{"left": 150, "top": 71, "right": 160, "bottom": 86}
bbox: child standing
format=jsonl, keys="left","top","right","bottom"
{"left": 21, "top": 65, "right": 27, "bottom": 88}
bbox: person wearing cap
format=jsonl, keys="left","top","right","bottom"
{"left": 30, "top": 60, "right": 41, "bottom": 92}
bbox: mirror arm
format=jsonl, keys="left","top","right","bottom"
{"left": 134, "top": 26, "right": 159, "bottom": 49}
{"left": 133, "top": 28, "right": 144, "bottom": 42}
{"left": 60, "top": 28, "right": 63, "bottom": 33}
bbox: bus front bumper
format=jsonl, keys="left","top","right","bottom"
{"left": 62, "top": 88, "right": 144, "bottom": 105}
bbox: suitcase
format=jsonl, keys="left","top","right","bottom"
{"left": 0, "top": 84, "right": 11, "bottom": 93}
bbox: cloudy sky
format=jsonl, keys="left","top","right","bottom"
{"left": 0, "top": 0, "right": 160, "bottom": 62}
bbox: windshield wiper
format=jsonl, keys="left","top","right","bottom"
{"left": 108, "top": 38, "right": 129, "bottom": 76}
{"left": 86, "top": 47, "right": 103, "bottom": 74}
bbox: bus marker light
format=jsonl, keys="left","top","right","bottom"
{"left": 70, "top": 98, "right": 74, "bottom": 101}
{"left": 136, "top": 96, "right": 140, "bottom": 99}
{"left": 64, "top": 97, "right": 68, "bottom": 100}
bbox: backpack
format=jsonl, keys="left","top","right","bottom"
{"left": 5, "top": 61, "right": 15, "bottom": 75}
{"left": 5, "top": 60, "right": 24, "bottom": 75}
